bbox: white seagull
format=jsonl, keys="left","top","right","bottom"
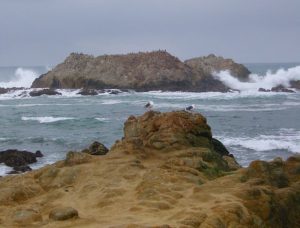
{"left": 185, "top": 104, "right": 195, "bottom": 112}
{"left": 144, "top": 101, "right": 154, "bottom": 110}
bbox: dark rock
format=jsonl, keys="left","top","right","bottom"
{"left": 0, "top": 149, "right": 43, "bottom": 167}
{"left": 0, "top": 87, "right": 25, "bottom": 94}
{"left": 29, "top": 89, "right": 62, "bottom": 97}
{"left": 271, "top": 85, "right": 295, "bottom": 93}
{"left": 7, "top": 165, "right": 32, "bottom": 174}
{"left": 108, "top": 90, "right": 121, "bottom": 95}
{"left": 212, "top": 138, "right": 231, "bottom": 157}
{"left": 0, "top": 87, "right": 9, "bottom": 94}
{"left": 83, "top": 141, "right": 109, "bottom": 156}
{"left": 258, "top": 88, "right": 271, "bottom": 92}
{"left": 49, "top": 207, "right": 78, "bottom": 221}
{"left": 290, "top": 80, "right": 300, "bottom": 90}
{"left": 77, "top": 89, "right": 98, "bottom": 96}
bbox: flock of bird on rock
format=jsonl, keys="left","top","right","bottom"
{"left": 144, "top": 101, "right": 195, "bottom": 112}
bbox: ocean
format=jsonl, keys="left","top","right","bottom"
{"left": 0, "top": 63, "right": 300, "bottom": 175}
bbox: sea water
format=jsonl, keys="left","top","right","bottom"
{"left": 0, "top": 63, "right": 300, "bottom": 175}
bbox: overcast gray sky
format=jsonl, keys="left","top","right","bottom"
{"left": 0, "top": 0, "right": 299, "bottom": 66}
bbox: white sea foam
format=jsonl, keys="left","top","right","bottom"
{"left": 218, "top": 128, "right": 300, "bottom": 153}
{"left": 95, "top": 117, "right": 110, "bottom": 122}
{"left": 0, "top": 164, "right": 13, "bottom": 176}
{"left": 22, "top": 116, "right": 76, "bottom": 123}
{"left": 214, "top": 65, "right": 300, "bottom": 91}
{"left": 0, "top": 68, "right": 38, "bottom": 88}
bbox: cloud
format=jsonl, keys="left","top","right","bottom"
{"left": 0, "top": 0, "right": 299, "bottom": 65}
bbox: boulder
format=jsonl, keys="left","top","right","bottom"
{"left": 271, "top": 85, "right": 295, "bottom": 93}
{"left": 64, "top": 151, "right": 93, "bottom": 166}
{"left": 49, "top": 207, "right": 78, "bottom": 221}
{"left": 76, "top": 89, "right": 98, "bottom": 95}
{"left": 12, "top": 209, "right": 42, "bottom": 224}
{"left": 258, "top": 88, "right": 271, "bottom": 92}
{"left": 29, "top": 89, "right": 62, "bottom": 97}
{"left": 7, "top": 165, "right": 32, "bottom": 174}
{"left": 0, "top": 150, "right": 43, "bottom": 172}
{"left": 0, "top": 87, "right": 9, "bottom": 94}
{"left": 82, "top": 141, "right": 109, "bottom": 156}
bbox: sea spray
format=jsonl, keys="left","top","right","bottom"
{"left": 214, "top": 65, "right": 300, "bottom": 91}
{"left": 0, "top": 68, "right": 38, "bottom": 88}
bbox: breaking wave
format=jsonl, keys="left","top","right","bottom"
{"left": 22, "top": 116, "right": 76, "bottom": 123}
{"left": 0, "top": 68, "right": 38, "bottom": 88}
{"left": 214, "top": 65, "right": 300, "bottom": 91}
{"left": 218, "top": 128, "right": 300, "bottom": 153}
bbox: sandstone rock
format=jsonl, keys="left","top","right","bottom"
{"left": 0, "top": 112, "right": 299, "bottom": 227}
{"left": 12, "top": 209, "right": 42, "bottom": 224}
{"left": 49, "top": 207, "right": 78, "bottom": 221}
{"left": 185, "top": 54, "right": 251, "bottom": 81}
{"left": 82, "top": 141, "right": 109, "bottom": 155}
{"left": 29, "top": 89, "right": 62, "bottom": 96}
{"left": 64, "top": 151, "right": 93, "bottom": 166}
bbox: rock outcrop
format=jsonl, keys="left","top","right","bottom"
{"left": 0, "top": 111, "right": 299, "bottom": 227}
{"left": 291, "top": 80, "right": 300, "bottom": 90}
{"left": 82, "top": 141, "right": 109, "bottom": 156}
{"left": 185, "top": 54, "right": 251, "bottom": 81}
{"left": 31, "top": 51, "right": 250, "bottom": 92}
{"left": 0, "top": 150, "right": 43, "bottom": 173}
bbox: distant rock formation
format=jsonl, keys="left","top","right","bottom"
{"left": 0, "top": 111, "right": 299, "bottom": 227}
{"left": 185, "top": 53, "right": 251, "bottom": 81}
{"left": 31, "top": 51, "right": 251, "bottom": 92}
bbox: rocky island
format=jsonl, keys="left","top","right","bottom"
{"left": 0, "top": 111, "right": 299, "bottom": 227}
{"left": 31, "top": 51, "right": 251, "bottom": 92}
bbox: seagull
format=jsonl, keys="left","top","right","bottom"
{"left": 185, "top": 104, "right": 195, "bottom": 112}
{"left": 144, "top": 101, "right": 154, "bottom": 110}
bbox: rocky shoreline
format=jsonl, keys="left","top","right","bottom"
{"left": 0, "top": 111, "right": 299, "bottom": 227}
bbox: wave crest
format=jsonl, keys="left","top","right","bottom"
{"left": 22, "top": 116, "right": 75, "bottom": 123}
{"left": 0, "top": 68, "right": 38, "bottom": 88}
{"left": 214, "top": 65, "right": 300, "bottom": 91}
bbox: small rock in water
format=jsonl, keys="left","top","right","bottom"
{"left": 49, "top": 207, "right": 79, "bottom": 221}
{"left": 29, "top": 89, "right": 62, "bottom": 97}
{"left": 77, "top": 89, "right": 98, "bottom": 96}
{"left": 0, "top": 149, "right": 43, "bottom": 168}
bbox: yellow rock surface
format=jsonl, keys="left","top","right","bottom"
{"left": 0, "top": 111, "right": 299, "bottom": 227}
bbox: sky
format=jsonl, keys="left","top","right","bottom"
{"left": 0, "top": 0, "right": 300, "bottom": 66}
